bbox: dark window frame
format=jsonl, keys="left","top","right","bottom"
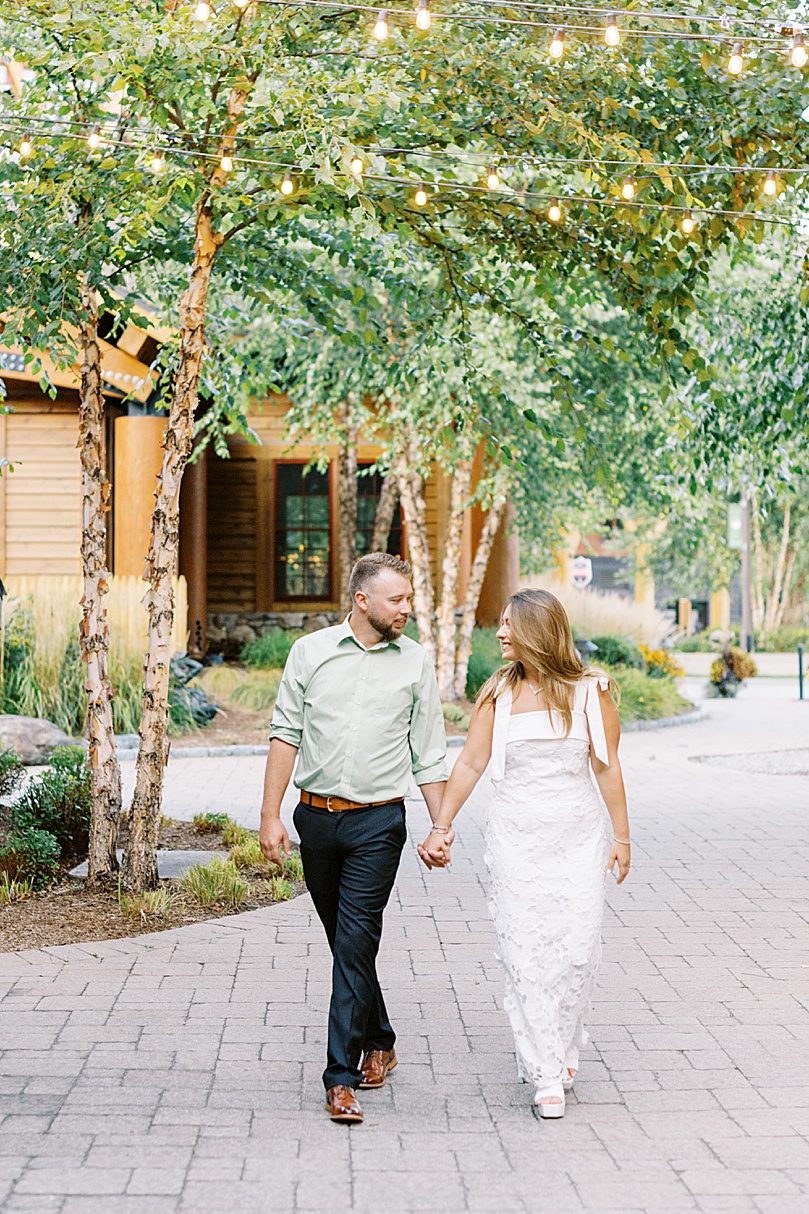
{"left": 273, "top": 459, "right": 334, "bottom": 603}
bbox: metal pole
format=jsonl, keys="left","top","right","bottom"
{"left": 740, "top": 490, "right": 753, "bottom": 653}
{"left": 799, "top": 644, "right": 805, "bottom": 702}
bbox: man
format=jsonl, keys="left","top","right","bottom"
{"left": 259, "top": 552, "right": 450, "bottom": 1124}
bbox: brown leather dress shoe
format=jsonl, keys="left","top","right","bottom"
{"left": 359, "top": 1048, "right": 398, "bottom": 1089}
{"left": 325, "top": 1085, "right": 363, "bottom": 1123}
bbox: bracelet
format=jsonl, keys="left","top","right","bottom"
{"left": 430, "top": 825, "right": 450, "bottom": 833}
{"left": 613, "top": 836, "right": 631, "bottom": 845}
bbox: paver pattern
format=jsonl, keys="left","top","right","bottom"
{"left": 1, "top": 679, "right": 808, "bottom": 1213}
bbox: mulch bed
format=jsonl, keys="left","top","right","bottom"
{"left": 0, "top": 819, "right": 305, "bottom": 955}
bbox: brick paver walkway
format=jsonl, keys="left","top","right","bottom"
{"left": 1, "top": 680, "right": 807, "bottom": 1213}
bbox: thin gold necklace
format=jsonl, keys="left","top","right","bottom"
{"left": 525, "top": 677, "right": 543, "bottom": 698}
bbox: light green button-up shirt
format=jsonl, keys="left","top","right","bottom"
{"left": 270, "top": 618, "right": 448, "bottom": 802}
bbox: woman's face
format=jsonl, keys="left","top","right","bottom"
{"left": 496, "top": 606, "right": 516, "bottom": 661}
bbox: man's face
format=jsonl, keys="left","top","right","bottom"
{"left": 358, "top": 570, "right": 413, "bottom": 641}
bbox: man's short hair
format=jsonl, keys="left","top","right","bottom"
{"left": 348, "top": 552, "right": 412, "bottom": 600}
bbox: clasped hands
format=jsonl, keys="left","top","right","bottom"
{"left": 417, "top": 824, "right": 455, "bottom": 870}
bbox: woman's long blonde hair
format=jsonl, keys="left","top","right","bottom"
{"left": 477, "top": 588, "right": 616, "bottom": 737}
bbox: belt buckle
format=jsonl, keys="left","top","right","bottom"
{"left": 326, "top": 796, "right": 335, "bottom": 813}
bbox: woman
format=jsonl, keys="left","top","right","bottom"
{"left": 419, "top": 589, "right": 631, "bottom": 1119}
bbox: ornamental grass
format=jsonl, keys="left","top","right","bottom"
{"left": 180, "top": 857, "right": 249, "bottom": 908}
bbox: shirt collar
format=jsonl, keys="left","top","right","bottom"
{"left": 338, "top": 614, "right": 402, "bottom": 652}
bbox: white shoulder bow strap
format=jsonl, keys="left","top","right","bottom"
{"left": 585, "top": 675, "right": 611, "bottom": 767}
{"left": 490, "top": 684, "right": 513, "bottom": 783}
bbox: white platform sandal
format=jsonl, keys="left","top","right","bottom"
{"left": 532, "top": 1081, "right": 565, "bottom": 1120}
{"left": 562, "top": 1067, "right": 577, "bottom": 1092}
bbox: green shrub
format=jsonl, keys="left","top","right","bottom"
{"left": 284, "top": 850, "right": 305, "bottom": 883}
{"left": 221, "top": 820, "right": 250, "bottom": 847}
{"left": 180, "top": 857, "right": 249, "bottom": 908}
{"left": 266, "top": 875, "right": 294, "bottom": 902}
{"left": 193, "top": 811, "right": 232, "bottom": 834}
{"left": 590, "top": 634, "right": 645, "bottom": 670}
{"left": 638, "top": 645, "right": 685, "bottom": 680}
{"left": 119, "top": 887, "right": 178, "bottom": 920}
{"left": 0, "top": 748, "right": 25, "bottom": 801}
{"left": 230, "top": 834, "right": 278, "bottom": 874}
{"left": 1, "top": 828, "right": 60, "bottom": 890}
{"left": 241, "top": 629, "right": 303, "bottom": 670}
{"left": 12, "top": 747, "right": 91, "bottom": 858}
{"left": 0, "top": 871, "right": 35, "bottom": 905}
{"left": 465, "top": 627, "right": 504, "bottom": 699}
{"left": 755, "top": 625, "right": 809, "bottom": 652}
{"left": 610, "top": 667, "right": 691, "bottom": 723}
{"left": 229, "top": 670, "right": 282, "bottom": 713}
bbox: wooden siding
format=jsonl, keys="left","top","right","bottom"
{"left": 4, "top": 410, "right": 82, "bottom": 576}
{"left": 207, "top": 450, "right": 257, "bottom": 612}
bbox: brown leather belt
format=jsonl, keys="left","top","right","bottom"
{"left": 300, "top": 790, "right": 400, "bottom": 814}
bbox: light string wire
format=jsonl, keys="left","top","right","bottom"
{"left": 245, "top": 0, "right": 800, "bottom": 46}
{"left": 2, "top": 0, "right": 804, "bottom": 47}
{"left": 2, "top": 113, "right": 807, "bottom": 182}
{"left": 0, "top": 118, "right": 802, "bottom": 228}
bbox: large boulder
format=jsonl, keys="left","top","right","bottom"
{"left": 0, "top": 715, "right": 77, "bottom": 765}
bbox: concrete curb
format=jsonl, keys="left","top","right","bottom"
{"left": 623, "top": 706, "right": 706, "bottom": 732}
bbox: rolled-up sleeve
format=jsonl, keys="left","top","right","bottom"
{"left": 409, "top": 652, "right": 448, "bottom": 785}
{"left": 269, "top": 641, "right": 305, "bottom": 748}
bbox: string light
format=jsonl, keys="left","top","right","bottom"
{"left": 763, "top": 168, "right": 778, "bottom": 196}
{"left": 87, "top": 124, "right": 101, "bottom": 150}
{"left": 280, "top": 171, "right": 296, "bottom": 194}
{"left": 149, "top": 147, "right": 166, "bottom": 173}
{"left": 19, "top": 133, "right": 32, "bottom": 158}
{"left": 486, "top": 165, "right": 500, "bottom": 189}
{"left": 548, "top": 198, "right": 562, "bottom": 222}
{"left": 605, "top": 13, "right": 620, "bottom": 47}
{"left": 681, "top": 208, "right": 695, "bottom": 234}
{"left": 549, "top": 28, "right": 564, "bottom": 59}
{"left": 620, "top": 174, "right": 635, "bottom": 200}
{"left": 350, "top": 155, "right": 364, "bottom": 175}
{"left": 373, "top": 9, "right": 388, "bottom": 39}
{"left": 414, "top": 182, "right": 428, "bottom": 206}
{"left": 415, "top": 0, "right": 430, "bottom": 32}
{"left": 728, "top": 42, "right": 744, "bottom": 74}
{"left": 220, "top": 152, "right": 234, "bottom": 171}
{"left": 193, "top": 2, "right": 212, "bottom": 20}
{"left": 791, "top": 31, "right": 807, "bottom": 67}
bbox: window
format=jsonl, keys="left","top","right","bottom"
{"left": 357, "top": 465, "right": 404, "bottom": 557}
{"left": 275, "top": 463, "right": 332, "bottom": 600}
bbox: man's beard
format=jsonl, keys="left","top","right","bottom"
{"left": 367, "top": 609, "right": 405, "bottom": 642}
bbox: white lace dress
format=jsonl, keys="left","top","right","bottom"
{"left": 485, "top": 676, "right": 611, "bottom": 1097}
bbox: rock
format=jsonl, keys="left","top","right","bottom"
{"left": 231, "top": 624, "right": 257, "bottom": 647}
{"left": 303, "top": 614, "right": 333, "bottom": 634}
{"left": 0, "top": 715, "right": 78, "bottom": 765}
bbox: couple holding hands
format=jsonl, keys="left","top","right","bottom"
{"left": 259, "top": 552, "right": 631, "bottom": 1123}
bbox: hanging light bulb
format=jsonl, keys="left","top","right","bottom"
{"left": 193, "top": 2, "right": 211, "bottom": 21}
{"left": 149, "top": 147, "right": 166, "bottom": 174}
{"left": 233, "top": 0, "right": 250, "bottom": 8}
{"left": 620, "top": 174, "right": 635, "bottom": 201}
{"left": 728, "top": 43, "right": 743, "bottom": 75}
{"left": 791, "top": 32, "right": 807, "bottom": 68}
{"left": 280, "top": 172, "right": 296, "bottom": 195}
{"left": 350, "top": 155, "right": 364, "bottom": 176}
{"left": 549, "top": 29, "right": 564, "bottom": 59}
{"left": 19, "top": 133, "right": 33, "bottom": 158}
{"left": 763, "top": 169, "right": 778, "bottom": 196}
{"left": 414, "top": 183, "right": 428, "bottom": 207}
{"left": 605, "top": 13, "right": 620, "bottom": 47}
{"left": 486, "top": 165, "right": 500, "bottom": 190}
{"left": 220, "top": 152, "right": 234, "bottom": 172}
{"left": 681, "top": 209, "right": 695, "bottom": 234}
{"left": 87, "top": 124, "right": 102, "bottom": 150}
{"left": 416, "top": 0, "right": 430, "bottom": 32}
{"left": 548, "top": 198, "right": 562, "bottom": 223}
{"left": 373, "top": 9, "right": 389, "bottom": 40}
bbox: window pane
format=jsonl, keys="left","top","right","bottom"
{"left": 275, "top": 463, "right": 332, "bottom": 600}
{"left": 356, "top": 463, "right": 403, "bottom": 558}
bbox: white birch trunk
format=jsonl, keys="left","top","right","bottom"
{"left": 78, "top": 282, "right": 122, "bottom": 882}
{"left": 395, "top": 443, "right": 436, "bottom": 663}
{"left": 435, "top": 460, "right": 471, "bottom": 699}
{"left": 371, "top": 474, "right": 399, "bottom": 554}
{"left": 336, "top": 399, "right": 358, "bottom": 613}
{"left": 764, "top": 505, "right": 791, "bottom": 632}
{"left": 451, "top": 479, "right": 509, "bottom": 702}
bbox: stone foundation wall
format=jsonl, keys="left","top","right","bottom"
{"left": 207, "top": 611, "right": 340, "bottom": 658}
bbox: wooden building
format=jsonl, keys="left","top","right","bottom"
{"left": 0, "top": 329, "right": 519, "bottom": 656}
